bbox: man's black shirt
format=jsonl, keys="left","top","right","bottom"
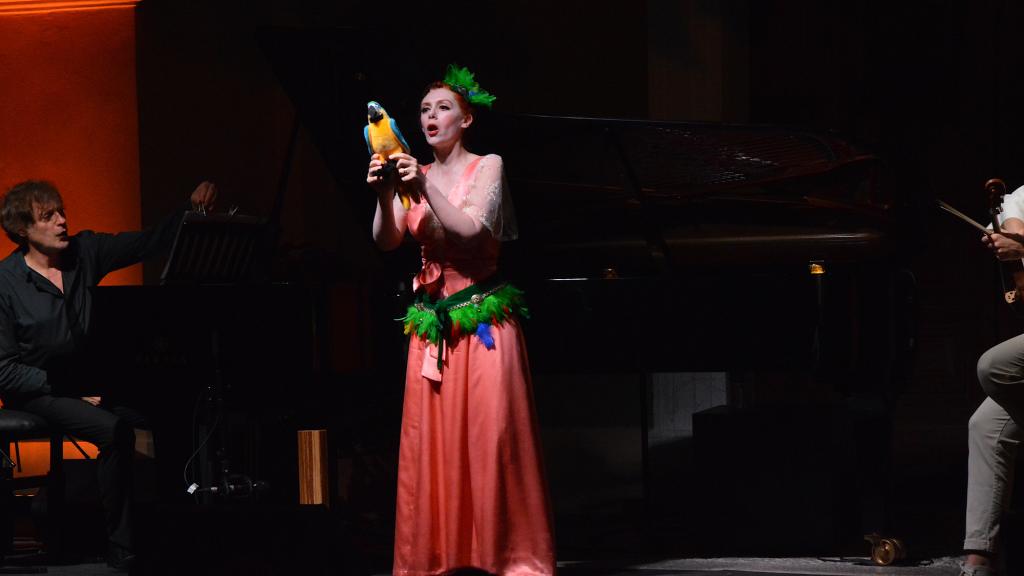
{"left": 0, "top": 210, "right": 183, "bottom": 400}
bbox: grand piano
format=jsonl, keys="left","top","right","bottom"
{"left": 493, "top": 113, "right": 902, "bottom": 384}
{"left": 483, "top": 115, "right": 905, "bottom": 553}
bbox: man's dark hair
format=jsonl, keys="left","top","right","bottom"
{"left": 1, "top": 180, "right": 64, "bottom": 246}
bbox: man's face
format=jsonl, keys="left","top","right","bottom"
{"left": 24, "top": 203, "right": 68, "bottom": 255}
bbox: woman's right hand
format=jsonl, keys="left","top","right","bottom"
{"left": 367, "top": 154, "right": 392, "bottom": 195}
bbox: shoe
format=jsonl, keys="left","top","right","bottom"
{"left": 960, "top": 561, "right": 996, "bottom": 576}
{"left": 106, "top": 544, "right": 136, "bottom": 573}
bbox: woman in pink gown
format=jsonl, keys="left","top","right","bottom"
{"left": 367, "top": 66, "right": 555, "bottom": 576}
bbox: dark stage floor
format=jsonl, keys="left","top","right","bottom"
{"left": 2, "top": 491, "right": 975, "bottom": 576}
{"left": 1, "top": 556, "right": 964, "bottom": 576}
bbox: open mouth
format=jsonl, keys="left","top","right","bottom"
{"left": 426, "top": 123, "right": 439, "bottom": 137}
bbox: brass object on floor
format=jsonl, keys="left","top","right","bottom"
{"left": 864, "top": 533, "right": 906, "bottom": 566}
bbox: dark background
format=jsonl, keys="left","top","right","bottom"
{"left": 127, "top": 0, "right": 1024, "bottom": 564}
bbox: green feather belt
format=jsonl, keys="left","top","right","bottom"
{"left": 402, "top": 278, "right": 528, "bottom": 369}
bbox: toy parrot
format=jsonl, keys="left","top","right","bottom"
{"left": 365, "top": 101, "right": 416, "bottom": 209}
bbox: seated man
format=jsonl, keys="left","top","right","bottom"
{"left": 963, "top": 188, "right": 1024, "bottom": 576}
{"left": 0, "top": 179, "right": 215, "bottom": 571}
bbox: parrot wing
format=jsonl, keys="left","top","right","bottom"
{"left": 364, "top": 125, "right": 373, "bottom": 155}
{"left": 390, "top": 118, "right": 411, "bottom": 153}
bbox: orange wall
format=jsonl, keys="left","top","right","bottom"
{"left": 0, "top": 2, "right": 141, "bottom": 285}
{"left": 11, "top": 439, "right": 99, "bottom": 479}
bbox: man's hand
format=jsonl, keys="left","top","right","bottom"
{"left": 81, "top": 396, "right": 101, "bottom": 406}
{"left": 982, "top": 232, "right": 1024, "bottom": 260}
{"left": 190, "top": 181, "right": 217, "bottom": 213}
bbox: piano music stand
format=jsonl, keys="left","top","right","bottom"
{"left": 160, "top": 211, "right": 272, "bottom": 501}
{"left": 160, "top": 212, "right": 268, "bottom": 285}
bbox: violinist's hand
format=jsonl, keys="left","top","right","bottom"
{"left": 190, "top": 181, "right": 217, "bottom": 213}
{"left": 983, "top": 232, "right": 1024, "bottom": 260}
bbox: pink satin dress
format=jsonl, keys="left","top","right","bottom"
{"left": 393, "top": 154, "right": 556, "bottom": 576}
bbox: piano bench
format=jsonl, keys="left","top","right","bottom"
{"left": 0, "top": 409, "right": 65, "bottom": 565}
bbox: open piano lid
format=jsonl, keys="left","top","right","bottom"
{"left": 497, "top": 113, "right": 879, "bottom": 198}
{"left": 490, "top": 114, "right": 888, "bottom": 278}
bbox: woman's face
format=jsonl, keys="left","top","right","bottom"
{"left": 420, "top": 87, "right": 472, "bottom": 148}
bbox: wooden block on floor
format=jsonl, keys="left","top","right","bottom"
{"left": 298, "top": 429, "right": 329, "bottom": 506}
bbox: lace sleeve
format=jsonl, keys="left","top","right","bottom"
{"left": 462, "top": 154, "right": 518, "bottom": 241}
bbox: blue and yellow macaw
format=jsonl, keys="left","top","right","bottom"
{"left": 365, "top": 101, "right": 416, "bottom": 209}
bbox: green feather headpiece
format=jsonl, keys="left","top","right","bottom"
{"left": 443, "top": 64, "right": 496, "bottom": 109}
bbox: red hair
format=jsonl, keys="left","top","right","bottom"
{"left": 422, "top": 81, "right": 472, "bottom": 114}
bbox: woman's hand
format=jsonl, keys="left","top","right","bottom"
{"left": 371, "top": 153, "right": 408, "bottom": 250}
{"left": 983, "top": 232, "right": 1024, "bottom": 260}
{"left": 190, "top": 181, "right": 217, "bottom": 213}
{"left": 367, "top": 154, "right": 394, "bottom": 195}
{"left": 391, "top": 153, "right": 425, "bottom": 202}
{"left": 81, "top": 396, "right": 101, "bottom": 406}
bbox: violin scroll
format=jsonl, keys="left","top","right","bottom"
{"left": 986, "top": 178, "right": 1007, "bottom": 196}
{"left": 988, "top": 178, "right": 1008, "bottom": 232}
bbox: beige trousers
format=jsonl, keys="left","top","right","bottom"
{"left": 967, "top": 336, "right": 1024, "bottom": 553}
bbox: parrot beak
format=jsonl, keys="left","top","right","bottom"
{"left": 367, "top": 101, "right": 384, "bottom": 124}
